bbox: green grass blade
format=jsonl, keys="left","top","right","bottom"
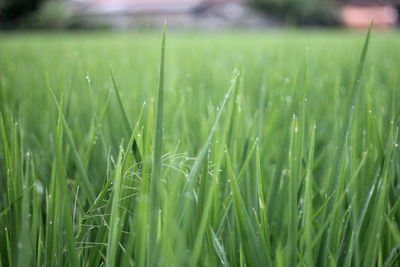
{"left": 106, "top": 149, "right": 124, "bottom": 267}
{"left": 148, "top": 24, "right": 166, "bottom": 266}
{"left": 303, "top": 122, "right": 316, "bottom": 267}
{"left": 109, "top": 68, "right": 143, "bottom": 165}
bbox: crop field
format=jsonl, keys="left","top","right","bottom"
{"left": 0, "top": 28, "right": 399, "bottom": 266}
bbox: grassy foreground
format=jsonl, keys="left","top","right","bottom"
{"left": 0, "top": 28, "right": 399, "bottom": 266}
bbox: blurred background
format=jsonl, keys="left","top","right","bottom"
{"left": 0, "top": 0, "right": 399, "bottom": 30}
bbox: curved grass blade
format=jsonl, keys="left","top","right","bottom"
{"left": 109, "top": 68, "right": 143, "bottom": 165}
{"left": 178, "top": 70, "right": 241, "bottom": 221}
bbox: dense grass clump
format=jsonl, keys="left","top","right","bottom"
{"left": 0, "top": 27, "right": 399, "bottom": 266}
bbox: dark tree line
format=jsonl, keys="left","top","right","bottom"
{"left": 250, "top": 0, "right": 340, "bottom": 25}
{"left": 0, "top": 0, "right": 45, "bottom": 26}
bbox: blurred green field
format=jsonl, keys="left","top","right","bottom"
{"left": 0, "top": 29, "right": 399, "bottom": 266}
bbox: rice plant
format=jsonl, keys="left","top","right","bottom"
{"left": 0, "top": 26, "right": 399, "bottom": 266}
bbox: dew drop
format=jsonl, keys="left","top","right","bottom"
{"left": 35, "top": 181, "right": 44, "bottom": 195}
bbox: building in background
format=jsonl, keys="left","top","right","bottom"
{"left": 67, "top": 0, "right": 399, "bottom": 29}
{"left": 1, "top": 0, "right": 399, "bottom": 29}
{"left": 340, "top": 0, "right": 398, "bottom": 28}
{"left": 69, "top": 0, "right": 279, "bottom": 29}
